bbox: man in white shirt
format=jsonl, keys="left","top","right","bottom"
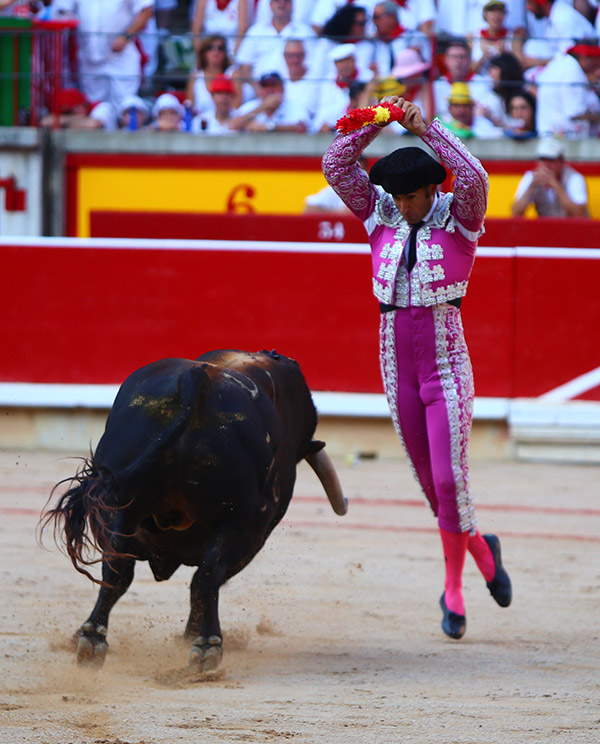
{"left": 281, "top": 39, "right": 320, "bottom": 121}
{"left": 230, "top": 70, "right": 310, "bottom": 131}
{"left": 311, "top": 44, "right": 374, "bottom": 133}
{"left": 234, "top": 0, "right": 315, "bottom": 85}
{"left": 51, "top": 0, "right": 155, "bottom": 110}
{"left": 516, "top": 0, "right": 597, "bottom": 67}
{"left": 512, "top": 137, "right": 589, "bottom": 216}
{"left": 535, "top": 42, "right": 600, "bottom": 137}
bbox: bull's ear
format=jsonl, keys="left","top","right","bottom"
{"left": 304, "top": 439, "right": 326, "bottom": 457}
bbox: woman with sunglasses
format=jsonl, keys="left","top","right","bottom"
{"left": 186, "top": 34, "right": 243, "bottom": 116}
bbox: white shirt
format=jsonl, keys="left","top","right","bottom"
{"left": 284, "top": 76, "right": 320, "bottom": 119}
{"left": 536, "top": 52, "right": 600, "bottom": 137}
{"left": 235, "top": 94, "right": 311, "bottom": 127}
{"left": 254, "top": 0, "right": 316, "bottom": 27}
{"left": 190, "top": 110, "right": 237, "bottom": 135}
{"left": 235, "top": 19, "right": 316, "bottom": 79}
{"left": 436, "top": 0, "right": 526, "bottom": 36}
{"left": 514, "top": 165, "right": 588, "bottom": 213}
{"left": 51, "top": 0, "right": 155, "bottom": 64}
{"left": 304, "top": 184, "right": 348, "bottom": 212}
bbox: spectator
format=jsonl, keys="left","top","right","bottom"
{"left": 513, "top": 0, "right": 598, "bottom": 70}
{"left": 191, "top": 0, "right": 251, "bottom": 56}
{"left": 255, "top": 0, "right": 316, "bottom": 27}
{"left": 149, "top": 92, "right": 186, "bottom": 131}
{"left": 504, "top": 88, "right": 537, "bottom": 137}
{"left": 282, "top": 39, "right": 320, "bottom": 120}
{"left": 512, "top": 137, "right": 590, "bottom": 217}
{"left": 470, "top": 1, "right": 514, "bottom": 75}
{"left": 50, "top": 0, "right": 155, "bottom": 111}
{"left": 436, "top": 0, "right": 526, "bottom": 37}
{"left": 311, "top": 44, "right": 373, "bottom": 133}
{"left": 186, "top": 35, "right": 243, "bottom": 117}
{"left": 371, "top": 2, "right": 419, "bottom": 79}
{"left": 191, "top": 74, "right": 239, "bottom": 135}
{"left": 310, "top": 0, "right": 379, "bottom": 35}
{"left": 118, "top": 94, "right": 151, "bottom": 129}
{"left": 389, "top": 47, "right": 433, "bottom": 124}
{"left": 40, "top": 88, "right": 118, "bottom": 130}
{"left": 433, "top": 39, "right": 493, "bottom": 119}
{"left": 304, "top": 156, "right": 368, "bottom": 213}
{"left": 476, "top": 51, "right": 526, "bottom": 127}
{"left": 155, "top": 0, "right": 176, "bottom": 32}
{"left": 441, "top": 81, "right": 503, "bottom": 138}
{"left": 230, "top": 70, "right": 310, "bottom": 131}
{"left": 535, "top": 41, "right": 600, "bottom": 137}
{"left": 395, "top": 0, "right": 435, "bottom": 37}
{"left": 234, "top": 0, "right": 316, "bottom": 87}
{"left": 312, "top": 5, "right": 373, "bottom": 83}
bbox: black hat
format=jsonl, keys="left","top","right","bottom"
{"left": 369, "top": 147, "right": 446, "bottom": 195}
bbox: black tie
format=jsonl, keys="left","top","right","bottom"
{"left": 407, "top": 221, "right": 424, "bottom": 273}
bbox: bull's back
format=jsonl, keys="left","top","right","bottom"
{"left": 196, "top": 350, "right": 317, "bottom": 462}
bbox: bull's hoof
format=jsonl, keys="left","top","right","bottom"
{"left": 75, "top": 623, "right": 108, "bottom": 668}
{"left": 189, "top": 635, "right": 223, "bottom": 672}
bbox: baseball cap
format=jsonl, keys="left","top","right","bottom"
{"left": 536, "top": 137, "right": 565, "bottom": 159}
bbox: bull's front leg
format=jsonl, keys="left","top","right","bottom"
{"left": 74, "top": 555, "right": 135, "bottom": 668}
{"left": 187, "top": 544, "right": 225, "bottom": 672}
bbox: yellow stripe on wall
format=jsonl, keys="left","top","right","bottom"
{"left": 75, "top": 167, "right": 600, "bottom": 236}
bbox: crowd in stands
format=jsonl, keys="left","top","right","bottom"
{"left": 5, "top": 0, "right": 600, "bottom": 138}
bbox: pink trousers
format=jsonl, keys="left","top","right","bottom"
{"left": 379, "top": 304, "right": 476, "bottom": 534}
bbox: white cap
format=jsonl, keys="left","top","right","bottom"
{"left": 152, "top": 93, "right": 184, "bottom": 119}
{"left": 536, "top": 137, "right": 565, "bottom": 159}
{"left": 119, "top": 95, "right": 150, "bottom": 118}
{"left": 329, "top": 43, "right": 357, "bottom": 62}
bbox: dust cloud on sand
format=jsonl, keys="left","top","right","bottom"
{"left": 1, "top": 449, "right": 599, "bottom": 743}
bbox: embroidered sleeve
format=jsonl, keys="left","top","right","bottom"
{"left": 321, "top": 124, "right": 381, "bottom": 221}
{"left": 421, "top": 118, "right": 489, "bottom": 232}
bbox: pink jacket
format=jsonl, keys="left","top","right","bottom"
{"left": 322, "top": 118, "right": 489, "bottom": 306}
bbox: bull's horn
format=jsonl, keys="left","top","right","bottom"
{"left": 305, "top": 449, "right": 348, "bottom": 516}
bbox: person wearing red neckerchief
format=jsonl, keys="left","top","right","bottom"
{"left": 311, "top": 43, "right": 373, "bottom": 132}
{"left": 513, "top": 0, "right": 597, "bottom": 72}
{"left": 470, "top": 1, "right": 514, "bottom": 75}
{"left": 433, "top": 39, "right": 493, "bottom": 121}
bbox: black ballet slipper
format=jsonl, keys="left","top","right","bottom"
{"left": 439, "top": 592, "right": 466, "bottom": 640}
{"left": 483, "top": 534, "right": 512, "bottom": 608}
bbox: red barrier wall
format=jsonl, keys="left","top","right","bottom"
{"left": 4, "top": 238, "right": 599, "bottom": 403}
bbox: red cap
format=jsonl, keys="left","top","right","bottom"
{"left": 210, "top": 75, "right": 235, "bottom": 94}
{"left": 56, "top": 87, "right": 88, "bottom": 112}
{"left": 567, "top": 43, "right": 600, "bottom": 57}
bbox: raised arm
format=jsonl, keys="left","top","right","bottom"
{"left": 421, "top": 118, "right": 489, "bottom": 232}
{"left": 321, "top": 124, "right": 381, "bottom": 221}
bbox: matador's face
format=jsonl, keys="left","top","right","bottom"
{"left": 392, "top": 184, "right": 436, "bottom": 225}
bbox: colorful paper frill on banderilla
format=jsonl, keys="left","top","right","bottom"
{"left": 335, "top": 103, "right": 404, "bottom": 134}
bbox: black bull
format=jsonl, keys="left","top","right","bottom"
{"left": 43, "top": 349, "right": 347, "bottom": 672}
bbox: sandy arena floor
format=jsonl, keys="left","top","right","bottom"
{"left": 0, "top": 447, "right": 599, "bottom": 744}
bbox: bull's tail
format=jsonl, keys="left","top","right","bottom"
{"left": 40, "top": 458, "right": 128, "bottom": 585}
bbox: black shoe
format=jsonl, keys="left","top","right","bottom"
{"left": 483, "top": 534, "right": 512, "bottom": 608}
{"left": 439, "top": 593, "right": 466, "bottom": 639}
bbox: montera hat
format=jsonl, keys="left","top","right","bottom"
{"left": 369, "top": 147, "right": 447, "bottom": 195}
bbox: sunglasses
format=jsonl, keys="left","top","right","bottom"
{"left": 207, "top": 43, "right": 226, "bottom": 51}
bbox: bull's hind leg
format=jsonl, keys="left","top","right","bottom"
{"left": 186, "top": 544, "right": 226, "bottom": 672}
{"left": 75, "top": 556, "right": 135, "bottom": 668}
